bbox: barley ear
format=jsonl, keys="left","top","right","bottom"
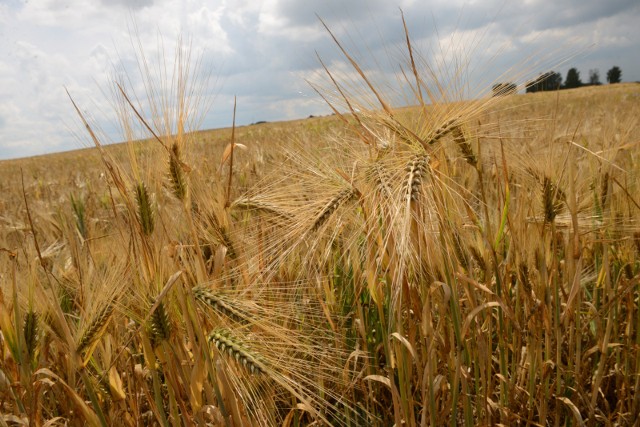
{"left": 543, "top": 176, "right": 565, "bottom": 223}
{"left": 600, "top": 172, "right": 609, "bottom": 212}
{"left": 168, "top": 142, "right": 188, "bottom": 201}
{"left": 451, "top": 126, "right": 477, "bottom": 166}
{"left": 135, "top": 181, "right": 155, "bottom": 236}
{"left": 76, "top": 304, "right": 114, "bottom": 356}
{"left": 193, "top": 286, "right": 251, "bottom": 324}
{"left": 70, "top": 193, "right": 88, "bottom": 239}
{"left": 427, "top": 118, "right": 458, "bottom": 145}
{"left": 312, "top": 188, "right": 356, "bottom": 231}
{"left": 148, "top": 300, "right": 172, "bottom": 346}
{"left": 404, "top": 154, "right": 429, "bottom": 203}
{"left": 23, "top": 310, "right": 39, "bottom": 363}
{"left": 208, "top": 329, "right": 266, "bottom": 376}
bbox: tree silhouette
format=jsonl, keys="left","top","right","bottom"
{"left": 526, "top": 71, "right": 562, "bottom": 93}
{"left": 588, "top": 69, "right": 601, "bottom": 85}
{"left": 607, "top": 66, "right": 622, "bottom": 84}
{"left": 564, "top": 68, "right": 582, "bottom": 89}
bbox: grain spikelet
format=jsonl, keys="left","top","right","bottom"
{"left": 148, "top": 300, "right": 172, "bottom": 345}
{"left": 70, "top": 193, "right": 88, "bottom": 239}
{"left": 600, "top": 171, "right": 610, "bottom": 211}
{"left": 76, "top": 303, "right": 115, "bottom": 355}
{"left": 427, "top": 118, "right": 458, "bottom": 145}
{"left": 519, "top": 262, "right": 532, "bottom": 294}
{"left": 23, "top": 310, "right": 39, "bottom": 361}
{"left": 469, "top": 244, "right": 487, "bottom": 274}
{"left": 543, "top": 176, "right": 564, "bottom": 223}
{"left": 135, "top": 181, "right": 155, "bottom": 236}
{"left": 232, "top": 198, "right": 294, "bottom": 222}
{"left": 312, "top": 188, "right": 357, "bottom": 231}
{"left": 451, "top": 126, "right": 477, "bottom": 166}
{"left": 403, "top": 153, "right": 429, "bottom": 203}
{"left": 193, "top": 286, "right": 251, "bottom": 324}
{"left": 169, "top": 142, "right": 187, "bottom": 200}
{"left": 209, "top": 329, "right": 266, "bottom": 375}
{"left": 369, "top": 161, "right": 393, "bottom": 198}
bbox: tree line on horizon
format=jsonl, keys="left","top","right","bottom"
{"left": 492, "top": 66, "right": 623, "bottom": 96}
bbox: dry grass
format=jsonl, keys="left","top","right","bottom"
{"left": 1, "top": 21, "right": 640, "bottom": 427}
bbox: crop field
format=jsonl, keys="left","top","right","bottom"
{"left": 1, "top": 28, "right": 640, "bottom": 426}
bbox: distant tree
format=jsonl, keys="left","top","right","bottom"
{"left": 564, "top": 68, "right": 582, "bottom": 89}
{"left": 588, "top": 69, "right": 601, "bottom": 85}
{"left": 607, "top": 66, "right": 622, "bottom": 84}
{"left": 526, "top": 71, "right": 562, "bottom": 93}
{"left": 492, "top": 82, "right": 517, "bottom": 96}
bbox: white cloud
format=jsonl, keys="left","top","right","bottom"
{"left": 0, "top": 0, "right": 638, "bottom": 160}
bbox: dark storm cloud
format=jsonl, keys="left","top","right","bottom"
{"left": 284, "top": 0, "right": 638, "bottom": 76}
{"left": 268, "top": 0, "right": 639, "bottom": 49}
{"left": 517, "top": 0, "right": 639, "bottom": 33}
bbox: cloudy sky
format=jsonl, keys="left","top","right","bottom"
{"left": 0, "top": 0, "right": 638, "bottom": 160}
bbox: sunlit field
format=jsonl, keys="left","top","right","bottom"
{"left": 1, "top": 24, "right": 639, "bottom": 426}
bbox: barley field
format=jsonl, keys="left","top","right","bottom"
{"left": 1, "top": 27, "right": 639, "bottom": 426}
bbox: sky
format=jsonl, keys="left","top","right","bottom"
{"left": 0, "top": 0, "right": 638, "bottom": 160}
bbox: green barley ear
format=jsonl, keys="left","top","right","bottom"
{"left": 193, "top": 286, "right": 251, "bottom": 324}
{"left": 70, "top": 193, "right": 88, "bottom": 239}
{"left": 58, "top": 284, "right": 75, "bottom": 314}
{"left": 168, "top": 142, "right": 187, "bottom": 201}
{"left": 135, "top": 181, "right": 155, "bottom": 236}
{"left": 600, "top": 172, "right": 609, "bottom": 212}
{"left": 148, "top": 300, "right": 172, "bottom": 346}
{"left": 23, "top": 310, "right": 39, "bottom": 362}
{"left": 208, "top": 329, "right": 266, "bottom": 375}
{"left": 542, "top": 176, "right": 564, "bottom": 223}
{"left": 76, "top": 303, "right": 115, "bottom": 356}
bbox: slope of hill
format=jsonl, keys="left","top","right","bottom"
{"left": 1, "top": 81, "right": 639, "bottom": 425}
